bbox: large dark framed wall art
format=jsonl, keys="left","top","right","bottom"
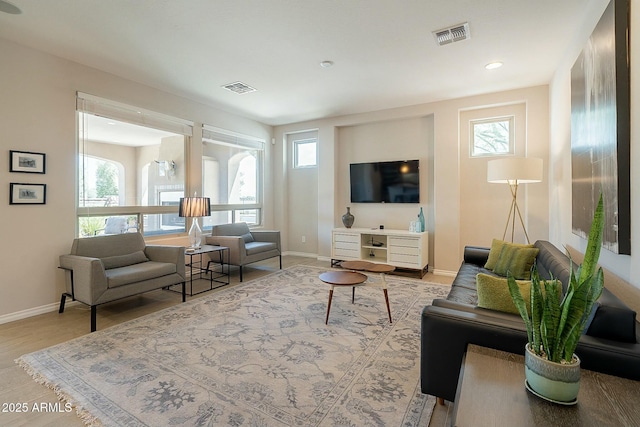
{"left": 570, "top": 0, "right": 630, "bottom": 255}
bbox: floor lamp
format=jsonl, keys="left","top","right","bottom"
{"left": 179, "top": 195, "right": 211, "bottom": 249}
{"left": 487, "top": 157, "right": 543, "bottom": 243}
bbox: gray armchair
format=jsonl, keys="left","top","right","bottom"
{"left": 205, "top": 222, "right": 281, "bottom": 281}
{"left": 59, "top": 233, "right": 186, "bottom": 332}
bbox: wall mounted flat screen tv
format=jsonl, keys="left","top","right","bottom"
{"left": 350, "top": 160, "right": 419, "bottom": 203}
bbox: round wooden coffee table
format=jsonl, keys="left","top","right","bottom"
{"left": 319, "top": 261, "right": 394, "bottom": 325}
{"left": 319, "top": 271, "right": 367, "bottom": 325}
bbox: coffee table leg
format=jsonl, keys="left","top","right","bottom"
{"left": 352, "top": 286, "right": 356, "bottom": 304}
{"left": 383, "top": 289, "right": 392, "bottom": 323}
{"left": 325, "top": 287, "right": 334, "bottom": 325}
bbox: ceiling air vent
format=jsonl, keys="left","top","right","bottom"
{"left": 222, "top": 81, "right": 256, "bottom": 94}
{"left": 433, "top": 22, "right": 470, "bottom": 46}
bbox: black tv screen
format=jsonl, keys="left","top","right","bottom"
{"left": 350, "top": 160, "right": 419, "bottom": 203}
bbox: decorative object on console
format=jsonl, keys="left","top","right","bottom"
{"left": 507, "top": 193, "right": 605, "bottom": 404}
{"left": 418, "top": 207, "right": 425, "bottom": 233}
{"left": 487, "top": 157, "right": 543, "bottom": 243}
{"left": 342, "top": 206, "right": 354, "bottom": 228}
{"left": 179, "top": 194, "right": 211, "bottom": 249}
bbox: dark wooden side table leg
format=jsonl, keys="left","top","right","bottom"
{"left": 352, "top": 286, "right": 356, "bottom": 303}
{"left": 383, "top": 289, "right": 392, "bottom": 323}
{"left": 325, "top": 287, "right": 334, "bottom": 325}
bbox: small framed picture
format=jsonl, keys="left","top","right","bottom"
{"left": 10, "top": 150, "right": 46, "bottom": 174}
{"left": 10, "top": 183, "right": 47, "bottom": 205}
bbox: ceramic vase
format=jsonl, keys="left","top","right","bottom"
{"left": 524, "top": 344, "right": 580, "bottom": 404}
{"left": 342, "top": 207, "right": 355, "bottom": 228}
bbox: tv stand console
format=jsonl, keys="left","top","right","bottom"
{"left": 331, "top": 228, "right": 428, "bottom": 277}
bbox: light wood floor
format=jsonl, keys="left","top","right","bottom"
{"left": 0, "top": 256, "right": 453, "bottom": 427}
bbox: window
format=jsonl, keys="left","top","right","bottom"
{"left": 470, "top": 116, "right": 514, "bottom": 157}
{"left": 76, "top": 93, "right": 192, "bottom": 237}
{"left": 202, "top": 126, "right": 264, "bottom": 229}
{"left": 293, "top": 138, "right": 317, "bottom": 168}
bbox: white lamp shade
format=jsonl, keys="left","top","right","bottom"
{"left": 487, "top": 157, "right": 543, "bottom": 184}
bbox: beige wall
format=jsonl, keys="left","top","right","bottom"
{"left": 0, "top": 38, "right": 272, "bottom": 321}
{"left": 459, "top": 103, "right": 548, "bottom": 247}
{"left": 274, "top": 85, "right": 550, "bottom": 274}
{"left": 549, "top": 0, "right": 640, "bottom": 292}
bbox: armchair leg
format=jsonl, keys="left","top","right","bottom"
{"left": 279, "top": 255, "right": 282, "bottom": 270}
{"left": 59, "top": 294, "right": 67, "bottom": 313}
{"left": 90, "top": 306, "right": 97, "bottom": 332}
{"left": 239, "top": 266, "right": 243, "bottom": 282}
{"left": 182, "top": 282, "right": 186, "bottom": 302}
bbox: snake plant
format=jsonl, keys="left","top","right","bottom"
{"left": 508, "top": 193, "right": 605, "bottom": 363}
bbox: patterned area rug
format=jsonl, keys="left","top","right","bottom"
{"left": 17, "top": 265, "right": 449, "bottom": 427}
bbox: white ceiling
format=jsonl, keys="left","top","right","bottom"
{"left": 0, "top": 0, "right": 592, "bottom": 126}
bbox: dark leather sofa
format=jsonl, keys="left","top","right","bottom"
{"left": 421, "top": 240, "right": 640, "bottom": 403}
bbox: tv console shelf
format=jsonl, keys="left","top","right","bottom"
{"left": 331, "top": 228, "right": 428, "bottom": 277}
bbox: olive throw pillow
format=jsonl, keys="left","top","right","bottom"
{"left": 477, "top": 273, "right": 562, "bottom": 316}
{"left": 493, "top": 244, "right": 539, "bottom": 280}
{"left": 484, "top": 239, "right": 534, "bottom": 271}
{"left": 476, "top": 273, "right": 531, "bottom": 315}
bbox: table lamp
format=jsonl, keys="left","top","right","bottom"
{"left": 487, "top": 157, "right": 542, "bottom": 243}
{"left": 178, "top": 194, "right": 211, "bottom": 249}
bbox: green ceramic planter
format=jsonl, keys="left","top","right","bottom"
{"left": 524, "top": 344, "right": 581, "bottom": 403}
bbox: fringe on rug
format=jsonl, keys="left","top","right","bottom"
{"left": 15, "top": 356, "right": 103, "bottom": 427}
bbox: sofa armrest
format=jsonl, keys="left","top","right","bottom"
{"left": 205, "top": 235, "right": 246, "bottom": 265}
{"left": 433, "top": 299, "right": 525, "bottom": 324}
{"left": 144, "top": 245, "right": 186, "bottom": 280}
{"left": 252, "top": 230, "right": 281, "bottom": 250}
{"left": 421, "top": 304, "right": 528, "bottom": 402}
{"left": 59, "top": 254, "right": 108, "bottom": 305}
{"left": 463, "top": 246, "right": 490, "bottom": 266}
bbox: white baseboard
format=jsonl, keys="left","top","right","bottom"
{"left": 0, "top": 299, "right": 80, "bottom": 325}
{"left": 432, "top": 269, "right": 457, "bottom": 277}
{"left": 283, "top": 251, "right": 318, "bottom": 258}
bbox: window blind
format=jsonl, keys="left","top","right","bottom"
{"left": 202, "top": 125, "right": 264, "bottom": 150}
{"left": 76, "top": 92, "right": 193, "bottom": 136}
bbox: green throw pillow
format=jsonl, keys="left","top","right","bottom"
{"left": 477, "top": 273, "right": 560, "bottom": 315}
{"left": 477, "top": 273, "right": 531, "bottom": 315}
{"left": 493, "top": 244, "right": 539, "bottom": 279}
{"left": 484, "top": 239, "right": 534, "bottom": 271}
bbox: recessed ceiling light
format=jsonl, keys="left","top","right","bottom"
{"left": 320, "top": 61, "right": 333, "bottom": 68}
{"left": 0, "top": 0, "right": 21, "bottom": 14}
{"left": 485, "top": 62, "right": 503, "bottom": 70}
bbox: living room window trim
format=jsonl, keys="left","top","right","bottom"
{"left": 293, "top": 137, "right": 318, "bottom": 168}
{"left": 76, "top": 93, "right": 193, "bottom": 237}
{"left": 201, "top": 124, "right": 264, "bottom": 226}
{"left": 469, "top": 115, "right": 515, "bottom": 158}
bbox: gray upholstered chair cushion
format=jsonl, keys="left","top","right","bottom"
{"left": 106, "top": 261, "right": 177, "bottom": 288}
{"left": 245, "top": 241, "right": 277, "bottom": 255}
